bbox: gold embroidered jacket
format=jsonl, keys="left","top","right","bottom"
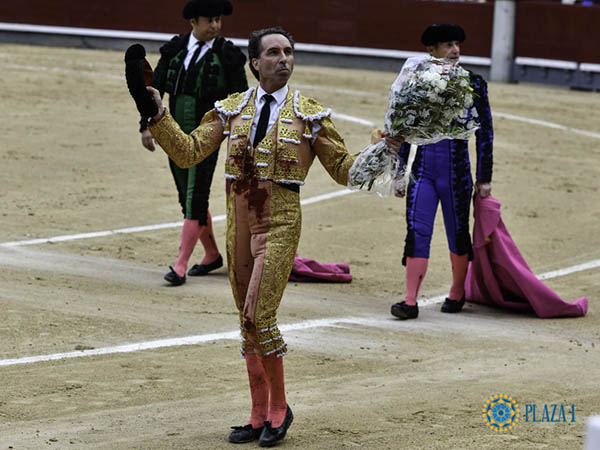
{"left": 150, "top": 87, "right": 355, "bottom": 186}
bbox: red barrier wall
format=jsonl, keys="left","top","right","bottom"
{"left": 0, "top": 0, "right": 597, "bottom": 63}
{"left": 515, "top": 1, "right": 599, "bottom": 63}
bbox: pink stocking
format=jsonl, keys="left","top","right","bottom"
{"left": 244, "top": 352, "right": 269, "bottom": 428}
{"left": 198, "top": 210, "right": 220, "bottom": 265}
{"left": 405, "top": 257, "right": 428, "bottom": 306}
{"left": 173, "top": 219, "right": 200, "bottom": 277}
{"left": 449, "top": 252, "right": 468, "bottom": 300}
{"left": 262, "top": 354, "right": 287, "bottom": 427}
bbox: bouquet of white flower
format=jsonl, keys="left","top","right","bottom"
{"left": 348, "top": 56, "right": 480, "bottom": 197}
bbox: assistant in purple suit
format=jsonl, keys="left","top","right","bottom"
{"left": 391, "top": 24, "right": 494, "bottom": 320}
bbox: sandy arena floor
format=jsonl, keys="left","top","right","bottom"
{"left": 1, "top": 43, "right": 599, "bottom": 449}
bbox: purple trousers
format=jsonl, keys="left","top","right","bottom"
{"left": 404, "top": 140, "right": 473, "bottom": 261}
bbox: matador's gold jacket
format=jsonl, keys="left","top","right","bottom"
{"left": 149, "top": 87, "right": 355, "bottom": 186}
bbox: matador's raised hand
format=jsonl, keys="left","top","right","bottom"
{"left": 124, "top": 44, "right": 158, "bottom": 118}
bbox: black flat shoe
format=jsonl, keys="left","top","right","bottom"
{"left": 258, "top": 405, "right": 293, "bottom": 447}
{"left": 228, "top": 424, "right": 264, "bottom": 443}
{"left": 441, "top": 294, "right": 466, "bottom": 313}
{"left": 187, "top": 254, "right": 223, "bottom": 276}
{"left": 164, "top": 266, "right": 186, "bottom": 286}
{"left": 390, "top": 301, "right": 418, "bottom": 320}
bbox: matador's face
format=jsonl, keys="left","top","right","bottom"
{"left": 252, "top": 34, "right": 294, "bottom": 91}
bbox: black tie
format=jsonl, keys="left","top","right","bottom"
{"left": 188, "top": 41, "right": 204, "bottom": 68}
{"left": 253, "top": 94, "right": 275, "bottom": 148}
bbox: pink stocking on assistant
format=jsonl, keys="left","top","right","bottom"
{"left": 405, "top": 257, "right": 428, "bottom": 306}
{"left": 173, "top": 218, "right": 200, "bottom": 277}
{"left": 198, "top": 210, "right": 220, "bottom": 265}
{"left": 449, "top": 252, "right": 469, "bottom": 300}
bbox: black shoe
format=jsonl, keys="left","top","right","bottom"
{"left": 228, "top": 424, "right": 264, "bottom": 443}
{"left": 258, "top": 405, "right": 293, "bottom": 447}
{"left": 187, "top": 254, "right": 223, "bottom": 276}
{"left": 390, "top": 301, "right": 418, "bottom": 320}
{"left": 164, "top": 266, "right": 186, "bottom": 286}
{"left": 441, "top": 294, "right": 466, "bottom": 313}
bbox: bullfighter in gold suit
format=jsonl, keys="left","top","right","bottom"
{"left": 137, "top": 27, "right": 401, "bottom": 447}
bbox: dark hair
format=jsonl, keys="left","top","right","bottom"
{"left": 247, "top": 27, "right": 295, "bottom": 81}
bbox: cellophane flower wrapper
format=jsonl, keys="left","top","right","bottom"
{"left": 347, "top": 142, "right": 401, "bottom": 198}
{"left": 349, "top": 56, "right": 480, "bottom": 196}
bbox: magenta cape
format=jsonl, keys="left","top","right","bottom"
{"left": 465, "top": 195, "right": 587, "bottom": 318}
{"left": 289, "top": 256, "right": 352, "bottom": 283}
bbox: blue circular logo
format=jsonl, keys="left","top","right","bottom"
{"left": 482, "top": 394, "right": 520, "bottom": 432}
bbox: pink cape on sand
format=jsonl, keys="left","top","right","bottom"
{"left": 465, "top": 194, "right": 588, "bottom": 318}
{"left": 289, "top": 255, "right": 352, "bottom": 283}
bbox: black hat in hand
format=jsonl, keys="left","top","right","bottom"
{"left": 124, "top": 44, "right": 158, "bottom": 118}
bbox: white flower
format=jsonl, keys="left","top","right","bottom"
{"left": 464, "top": 93, "right": 473, "bottom": 108}
{"left": 420, "top": 71, "right": 436, "bottom": 83}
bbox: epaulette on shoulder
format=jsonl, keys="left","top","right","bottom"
{"left": 293, "top": 91, "right": 332, "bottom": 121}
{"left": 220, "top": 39, "right": 247, "bottom": 65}
{"left": 215, "top": 88, "right": 255, "bottom": 116}
{"left": 160, "top": 34, "right": 187, "bottom": 57}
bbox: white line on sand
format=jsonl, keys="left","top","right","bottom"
{"left": 0, "top": 221, "right": 195, "bottom": 248}
{"left": 0, "top": 190, "right": 357, "bottom": 248}
{"left": 332, "top": 112, "right": 375, "bottom": 127}
{"left": 0, "top": 258, "right": 597, "bottom": 367}
{"left": 494, "top": 112, "right": 600, "bottom": 140}
{"left": 537, "top": 260, "right": 600, "bottom": 280}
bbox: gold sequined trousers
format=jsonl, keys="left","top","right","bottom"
{"left": 226, "top": 180, "right": 301, "bottom": 357}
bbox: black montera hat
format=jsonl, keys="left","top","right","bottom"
{"left": 183, "top": 0, "right": 233, "bottom": 19}
{"left": 421, "top": 24, "right": 466, "bottom": 46}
